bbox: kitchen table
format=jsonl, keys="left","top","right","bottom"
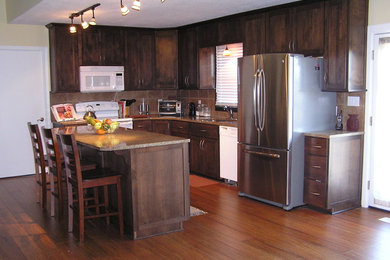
{"left": 61, "top": 125, "right": 190, "bottom": 240}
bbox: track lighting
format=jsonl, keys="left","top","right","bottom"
{"left": 68, "top": 3, "right": 100, "bottom": 33}
{"left": 121, "top": 0, "right": 130, "bottom": 15}
{"left": 132, "top": 0, "right": 141, "bottom": 11}
{"left": 161, "top": 0, "right": 166, "bottom": 3}
{"left": 89, "top": 8, "right": 96, "bottom": 25}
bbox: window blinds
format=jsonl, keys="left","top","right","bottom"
{"left": 216, "top": 43, "right": 243, "bottom": 107}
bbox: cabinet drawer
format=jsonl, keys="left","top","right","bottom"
{"left": 304, "top": 179, "right": 326, "bottom": 209}
{"left": 171, "top": 121, "right": 190, "bottom": 136}
{"left": 305, "top": 137, "right": 328, "bottom": 156}
{"left": 190, "top": 123, "right": 219, "bottom": 139}
{"left": 133, "top": 120, "right": 152, "bottom": 131}
{"left": 305, "top": 154, "right": 328, "bottom": 182}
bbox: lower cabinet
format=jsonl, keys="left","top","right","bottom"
{"left": 133, "top": 120, "right": 152, "bottom": 132}
{"left": 152, "top": 120, "right": 171, "bottom": 135}
{"left": 303, "top": 132, "right": 363, "bottom": 214}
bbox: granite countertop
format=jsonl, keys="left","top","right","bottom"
{"left": 132, "top": 115, "right": 238, "bottom": 127}
{"left": 304, "top": 130, "right": 364, "bottom": 139}
{"left": 63, "top": 125, "right": 190, "bottom": 151}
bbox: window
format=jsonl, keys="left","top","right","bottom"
{"left": 215, "top": 43, "right": 243, "bottom": 108}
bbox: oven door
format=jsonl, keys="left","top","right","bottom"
{"left": 159, "top": 101, "right": 178, "bottom": 115}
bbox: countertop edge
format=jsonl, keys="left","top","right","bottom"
{"left": 304, "top": 130, "right": 364, "bottom": 139}
{"left": 99, "top": 138, "right": 190, "bottom": 151}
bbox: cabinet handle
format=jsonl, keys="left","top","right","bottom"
{"left": 178, "top": 126, "right": 184, "bottom": 129}
{"left": 288, "top": 40, "right": 292, "bottom": 52}
{"left": 137, "top": 125, "right": 143, "bottom": 128}
{"left": 142, "top": 79, "right": 144, "bottom": 85}
{"left": 292, "top": 40, "right": 295, "bottom": 52}
{"left": 324, "top": 73, "right": 328, "bottom": 84}
{"left": 312, "top": 165, "right": 321, "bottom": 169}
{"left": 200, "top": 129, "right": 207, "bottom": 133}
{"left": 138, "top": 79, "right": 141, "bottom": 85}
{"left": 310, "top": 192, "right": 321, "bottom": 196}
{"left": 312, "top": 145, "right": 322, "bottom": 149}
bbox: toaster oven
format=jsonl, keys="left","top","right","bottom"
{"left": 158, "top": 99, "right": 181, "bottom": 116}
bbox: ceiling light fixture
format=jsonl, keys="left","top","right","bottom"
{"left": 223, "top": 46, "right": 232, "bottom": 56}
{"left": 89, "top": 8, "right": 97, "bottom": 25}
{"left": 121, "top": 0, "right": 130, "bottom": 16}
{"left": 132, "top": 0, "right": 141, "bottom": 11}
{"left": 68, "top": 3, "right": 100, "bottom": 32}
{"left": 161, "top": 0, "right": 166, "bottom": 3}
{"left": 69, "top": 17, "right": 77, "bottom": 33}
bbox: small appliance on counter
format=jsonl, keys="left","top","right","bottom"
{"left": 158, "top": 99, "right": 181, "bottom": 117}
{"left": 189, "top": 102, "right": 196, "bottom": 116}
{"left": 139, "top": 98, "right": 149, "bottom": 115}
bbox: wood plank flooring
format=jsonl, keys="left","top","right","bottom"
{"left": 0, "top": 174, "right": 389, "bottom": 259}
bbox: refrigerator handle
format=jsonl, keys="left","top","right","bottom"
{"left": 253, "top": 70, "right": 260, "bottom": 131}
{"left": 244, "top": 149, "right": 281, "bottom": 159}
{"left": 260, "top": 69, "right": 266, "bottom": 131}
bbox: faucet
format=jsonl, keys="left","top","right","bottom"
{"left": 224, "top": 106, "right": 234, "bottom": 119}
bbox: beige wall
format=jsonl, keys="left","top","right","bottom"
{"left": 369, "top": 0, "right": 390, "bottom": 26}
{"left": 0, "top": 0, "right": 48, "bottom": 46}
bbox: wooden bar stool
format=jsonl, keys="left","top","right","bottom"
{"left": 27, "top": 122, "right": 49, "bottom": 208}
{"left": 59, "top": 132, "right": 124, "bottom": 242}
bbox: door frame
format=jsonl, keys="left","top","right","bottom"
{"left": 362, "top": 23, "right": 390, "bottom": 208}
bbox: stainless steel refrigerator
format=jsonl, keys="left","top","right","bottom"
{"left": 237, "top": 54, "right": 336, "bottom": 210}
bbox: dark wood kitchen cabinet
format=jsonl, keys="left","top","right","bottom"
{"left": 170, "top": 121, "right": 190, "bottom": 139}
{"left": 304, "top": 132, "right": 363, "bottom": 214}
{"left": 155, "top": 30, "right": 178, "bottom": 89}
{"left": 189, "top": 123, "right": 220, "bottom": 179}
{"left": 243, "top": 13, "right": 266, "bottom": 56}
{"left": 79, "top": 26, "right": 125, "bottom": 66}
{"left": 217, "top": 17, "right": 242, "bottom": 45}
{"left": 265, "top": 1, "right": 325, "bottom": 56}
{"left": 197, "top": 22, "right": 218, "bottom": 48}
{"left": 125, "top": 29, "right": 155, "bottom": 90}
{"left": 198, "top": 47, "right": 215, "bottom": 89}
{"left": 323, "top": 0, "right": 368, "bottom": 92}
{"left": 47, "top": 24, "right": 80, "bottom": 93}
{"left": 152, "top": 120, "right": 171, "bottom": 135}
{"left": 133, "top": 120, "right": 152, "bottom": 132}
{"left": 178, "top": 27, "right": 198, "bottom": 89}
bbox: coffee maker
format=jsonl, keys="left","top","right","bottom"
{"left": 189, "top": 102, "right": 196, "bottom": 116}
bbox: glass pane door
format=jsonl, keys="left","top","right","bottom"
{"left": 369, "top": 34, "right": 390, "bottom": 211}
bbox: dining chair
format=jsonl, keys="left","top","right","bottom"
{"left": 59, "top": 132, "right": 124, "bottom": 242}
{"left": 42, "top": 127, "right": 98, "bottom": 217}
{"left": 27, "top": 122, "right": 49, "bottom": 208}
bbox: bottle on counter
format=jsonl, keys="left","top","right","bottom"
{"left": 196, "top": 100, "right": 202, "bottom": 117}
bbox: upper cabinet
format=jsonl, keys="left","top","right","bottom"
{"left": 154, "top": 30, "right": 178, "bottom": 89}
{"left": 47, "top": 24, "right": 80, "bottom": 93}
{"left": 198, "top": 47, "right": 215, "bottom": 89}
{"left": 323, "top": 0, "right": 368, "bottom": 92}
{"left": 243, "top": 13, "right": 266, "bottom": 56}
{"left": 125, "top": 29, "right": 155, "bottom": 90}
{"left": 217, "top": 18, "right": 242, "bottom": 45}
{"left": 178, "top": 27, "right": 198, "bottom": 89}
{"left": 79, "top": 26, "right": 125, "bottom": 66}
{"left": 265, "top": 1, "right": 325, "bottom": 56}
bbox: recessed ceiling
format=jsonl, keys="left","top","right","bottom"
{"left": 9, "top": 0, "right": 300, "bottom": 28}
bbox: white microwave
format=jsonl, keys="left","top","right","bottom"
{"left": 79, "top": 66, "right": 124, "bottom": 93}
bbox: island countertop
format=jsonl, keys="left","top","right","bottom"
{"left": 63, "top": 125, "right": 190, "bottom": 151}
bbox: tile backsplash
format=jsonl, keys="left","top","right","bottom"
{"left": 336, "top": 92, "right": 366, "bottom": 132}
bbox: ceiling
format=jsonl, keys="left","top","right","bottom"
{"left": 9, "top": 0, "right": 300, "bottom": 28}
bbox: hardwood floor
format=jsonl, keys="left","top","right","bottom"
{"left": 0, "top": 174, "right": 389, "bottom": 259}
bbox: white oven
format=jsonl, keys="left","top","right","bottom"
{"left": 79, "top": 66, "right": 124, "bottom": 93}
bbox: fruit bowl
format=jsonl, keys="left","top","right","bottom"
{"left": 84, "top": 116, "right": 119, "bottom": 135}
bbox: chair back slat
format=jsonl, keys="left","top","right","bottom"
{"left": 27, "top": 123, "right": 46, "bottom": 178}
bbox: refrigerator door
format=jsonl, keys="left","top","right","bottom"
{"left": 238, "top": 143, "right": 290, "bottom": 205}
{"left": 238, "top": 54, "right": 291, "bottom": 150}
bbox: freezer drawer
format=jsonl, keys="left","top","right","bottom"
{"left": 238, "top": 144, "right": 289, "bottom": 205}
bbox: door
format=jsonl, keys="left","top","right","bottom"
{"left": 238, "top": 54, "right": 290, "bottom": 150}
{"left": 238, "top": 144, "right": 289, "bottom": 205}
{"left": 368, "top": 33, "right": 390, "bottom": 211}
{"left": 0, "top": 47, "right": 50, "bottom": 178}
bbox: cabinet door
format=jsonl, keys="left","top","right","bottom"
{"left": 323, "top": 0, "right": 348, "bottom": 91}
{"left": 198, "top": 47, "right": 215, "bottom": 89}
{"left": 47, "top": 24, "right": 80, "bottom": 93}
{"left": 265, "top": 8, "right": 292, "bottom": 53}
{"left": 152, "top": 120, "right": 171, "bottom": 135}
{"left": 155, "top": 30, "right": 178, "bottom": 89}
{"left": 80, "top": 27, "right": 102, "bottom": 66}
{"left": 243, "top": 13, "right": 266, "bottom": 56}
{"left": 217, "top": 18, "right": 242, "bottom": 45}
{"left": 197, "top": 22, "right": 218, "bottom": 48}
{"left": 293, "top": 1, "right": 325, "bottom": 56}
{"left": 138, "top": 30, "right": 155, "bottom": 90}
{"left": 100, "top": 27, "right": 125, "bottom": 66}
{"left": 125, "top": 30, "right": 141, "bottom": 90}
{"left": 133, "top": 120, "right": 152, "bottom": 132}
{"left": 190, "top": 136, "right": 219, "bottom": 179}
{"left": 178, "top": 27, "right": 198, "bottom": 89}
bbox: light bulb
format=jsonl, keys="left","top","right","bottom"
{"left": 69, "top": 25, "right": 77, "bottom": 33}
{"left": 89, "top": 17, "right": 96, "bottom": 25}
{"left": 81, "top": 14, "right": 89, "bottom": 29}
{"left": 121, "top": 4, "right": 129, "bottom": 15}
{"left": 223, "top": 46, "right": 231, "bottom": 56}
{"left": 161, "top": 0, "right": 166, "bottom": 3}
{"left": 132, "top": 0, "right": 141, "bottom": 11}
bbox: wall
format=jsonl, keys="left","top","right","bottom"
{"left": 368, "top": 0, "right": 390, "bottom": 26}
{"left": 0, "top": 0, "right": 48, "bottom": 47}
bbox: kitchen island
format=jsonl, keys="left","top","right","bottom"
{"left": 68, "top": 125, "right": 190, "bottom": 240}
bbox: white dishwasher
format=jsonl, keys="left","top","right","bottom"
{"left": 219, "top": 126, "right": 238, "bottom": 183}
